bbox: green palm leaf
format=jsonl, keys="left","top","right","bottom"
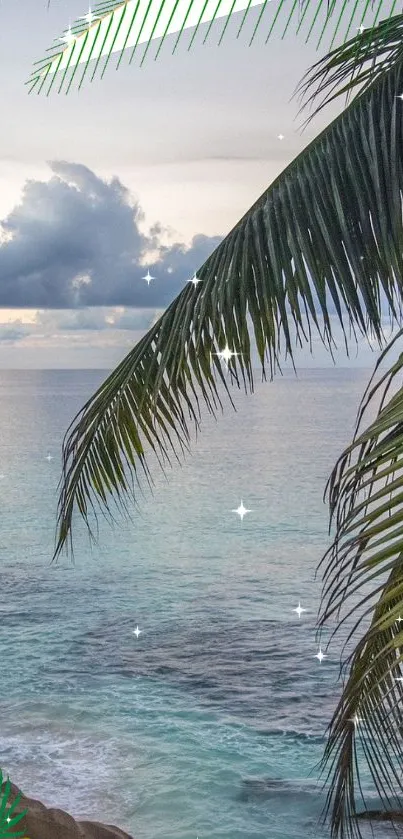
{"left": 54, "top": 40, "right": 403, "bottom": 562}
{"left": 0, "top": 772, "right": 28, "bottom": 839}
{"left": 28, "top": 0, "right": 388, "bottom": 94}
{"left": 314, "top": 333, "right": 403, "bottom": 836}
{"left": 296, "top": 9, "right": 403, "bottom": 124}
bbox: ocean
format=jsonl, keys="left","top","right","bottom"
{"left": 0, "top": 366, "right": 400, "bottom": 839}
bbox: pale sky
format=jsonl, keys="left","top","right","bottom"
{"left": 0, "top": 0, "right": 396, "bottom": 367}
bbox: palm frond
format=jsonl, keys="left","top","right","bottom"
{"left": 28, "top": 0, "right": 389, "bottom": 93}
{"left": 0, "top": 773, "right": 28, "bottom": 839}
{"left": 313, "top": 334, "right": 403, "bottom": 837}
{"left": 296, "top": 10, "right": 403, "bottom": 124}
{"left": 317, "top": 579, "right": 403, "bottom": 839}
{"left": 53, "top": 52, "right": 403, "bottom": 561}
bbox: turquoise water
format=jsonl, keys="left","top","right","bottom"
{"left": 0, "top": 367, "right": 398, "bottom": 839}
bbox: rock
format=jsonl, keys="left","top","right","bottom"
{"left": 354, "top": 810, "right": 403, "bottom": 822}
{"left": 1, "top": 782, "right": 134, "bottom": 839}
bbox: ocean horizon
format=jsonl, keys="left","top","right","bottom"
{"left": 0, "top": 366, "right": 399, "bottom": 839}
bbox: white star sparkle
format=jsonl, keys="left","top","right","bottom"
{"left": 59, "top": 25, "right": 76, "bottom": 46}
{"left": 396, "top": 94, "right": 403, "bottom": 101}
{"left": 80, "top": 7, "right": 96, "bottom": 25}
{"left": 314, "top": 646, "right": 328, "bottom": 664}
{"left": 348, "top": 713, "right": 363, "bottom": 726}
{"left": 45, "top": 454, "right": 53, "bottom": 461}
{"left": 133, "top": 626, "right": 142, "bottom": 638}
{"left": 277, "top": 134, "right": 285, "bottom": 140}
{"left": 293, "top": 602, "right": 307, "bottom": 619}
{"left": 142, "top": 270, "right": 154, "bottom": 286}
{"left": 189, "top": 273, "right": 201, "bottom": 288}
{"left": 214, "top": 344, "right": 240, "bottom": 365}
{"left": 357, "top": 24, "right": 365, "bottom": 34}
{"left": 231, "top": 500, "right": 251, "bottom": 521}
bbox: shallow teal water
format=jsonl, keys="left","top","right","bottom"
{"left": 0, "top": 367, "right": 399, "bottom": 839}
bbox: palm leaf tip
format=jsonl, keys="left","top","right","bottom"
{"left": 295, "top": 12, "right": 403, "bottom": 125}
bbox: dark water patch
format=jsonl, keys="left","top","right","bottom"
{"left": 237, "top": 776, "right": 322, "bottom": 802}
{"left": 54, "top": 616, "right": 339, "bottom": 730}
{"left": 0, "top": 609, "right": 61, "bottom": 626}
{"left": 253, "top": 728, "right": 327, "bottom": 744}
{"left": 1, "top": 564, "right": 108, "bottom": 601}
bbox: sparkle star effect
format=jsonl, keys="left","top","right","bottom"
{"left": 231, "top": 500, "right": 252, "bottom": 521}
{"left": 80, "top": 7, "right": 96, "bottom": 25}
{"left": 396, "top": 94, "right": 403, "bottom": 101}
{"left": 348, "top": 713, "right": 363, "bottom": 726}
{"left": 133, "top": 626, "right": 142, "bottom": 638}
{"left": 357, "top": 24, "right": 365, "bottom": 34}
{"left": 59, "top": 25, "right": 76, "bottom": 47}
{"left": 293, "top": 602, "right": 307, "bottom": 619}
{"left": 189, "top": 273, "right": 201, "bottom": 287}
{"left": 45, "top": 454, "right": 53, "bottom": 461}
{"left": 214, "top": 344, "right": 241, "bottom": 366}
{"left": 277, "top": 134, "right": 285, "bottom": 140}
{"left": 142, "top": 270, "right": 155, "bottom": 286}
{"left": 315, "top": 646, "right": 328, "bottom": 664}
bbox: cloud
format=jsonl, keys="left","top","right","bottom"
{"left": 0, "top": 321, "right": 32, "bottom": 342}
{"left": 34, "top": 307, "right": 157, "bottom": 332}
{"left": 0, "top": 305, "right": 169, "bottom": 353}
{"left": 0, "top": 162, "right": 222, "bottom": 309}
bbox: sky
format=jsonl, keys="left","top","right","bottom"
{"left": 0, "top": 0, "right": 397, "bottom": 368}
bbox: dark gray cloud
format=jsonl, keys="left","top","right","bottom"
{"left": 0, "top": 162, "right": 222, "bottom": 309}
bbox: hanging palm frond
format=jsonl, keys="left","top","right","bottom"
{"left": 27, "top": 0, "right": 385, "bottom": 93}
{"left": 313, "top": 334, "right": 403, "bottom": 837}
{"left": 53, "top": 47, "right": 403, "bottom": 562}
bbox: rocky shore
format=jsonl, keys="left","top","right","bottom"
{"left": 2, "top": 782, "right": 134, "bottom": 839}
{"left": 354, "top": 810, "right": 403, "bottom": 822}
{"left": 6, "top": 778, "right": 403, "bottom": 838}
